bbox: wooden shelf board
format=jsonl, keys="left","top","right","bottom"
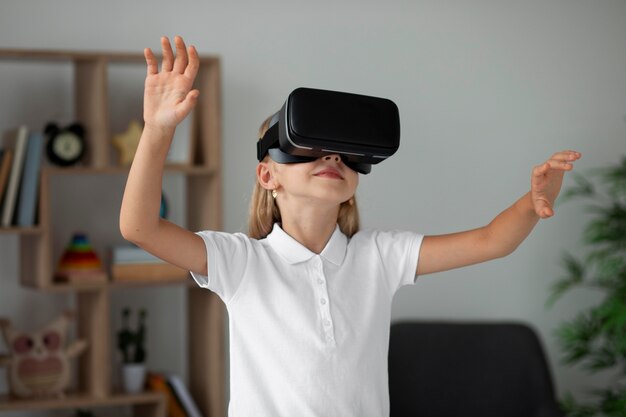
{"left": 26, "top": 276, "right": 194, "bottom": 293}
{"left": 0, "top": 226, "right": 42, "bottom": 235}
{"left": 43, "top": 165, "right": 216, "bottom": 176}
{"left": 0, "top": 48, "right": 219, "bottom": 64}
{"left": 38, "top": 280, "right": 109, "bottom": 293}
{"left": 0, "top": 391, "right": 165, "bottom": 411}
{"left": 109, "top": 278, "right": 195, "bottom": 289}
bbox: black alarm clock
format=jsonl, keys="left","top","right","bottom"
{"left": 44, "top": 122, "right": 86, "bottom": 167}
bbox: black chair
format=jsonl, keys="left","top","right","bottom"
{"left": 388, "top": 321, "right": 565, "bottom": 417}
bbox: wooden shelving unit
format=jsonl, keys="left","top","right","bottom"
{"left": 0, "top": 49, "right": 225, "bottom": 416}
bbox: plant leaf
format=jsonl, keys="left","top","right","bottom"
{"left": 556, "top": 312, "right": 598, "bottom": 364}
{"left": 547, "top": 253, "right": 585, "bottom": 307}
{"left": 583, "top": 203, "right": 626, "bottom": 249}
{"left": 559, "top": 392, "right": 599, "bottom": 417}
{"left": 601, "top": 156, "right": 626, "bottom": 201}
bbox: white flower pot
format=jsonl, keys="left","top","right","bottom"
{"left": 122, "top": 363, "right": 146, "bottom": 394}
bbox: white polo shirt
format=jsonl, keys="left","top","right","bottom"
{"left": 191, "top": 223, "right": 423, "bottom": 417}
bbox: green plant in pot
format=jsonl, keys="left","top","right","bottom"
{"left": 117, "top": 307, "right": 147, "bottom": 393}
{"left": 548, "top": 156, "right": 626, "bottom": 416}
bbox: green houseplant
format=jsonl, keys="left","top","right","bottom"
{"left": 548, "top": 156, "right": 626, "bottom": 416}
{"left": 117, "top": 307, "right": 147, "bottom": 393}
{"left": 117, "top": 307, "right": 147, "bottom": 363}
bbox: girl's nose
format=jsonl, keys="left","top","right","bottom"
{"left": 323, "top": 154, "right": 341, "bottom": 162}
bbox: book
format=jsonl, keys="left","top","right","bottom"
{"left": 146, "top": 372, "right": 189, "bottom": 417}
{"left": 110, "top": 245, "right": 189, "bottom": 283}
{"left": 166, "top": 374, "right": 203, "bottom": 417}
{"left": 16, "top": 131, "right": 44, "bottom": 227}
{"left": 0, "top": 149, "right": 14, "bottom": 207}
{"left": 1, "top": 126, "right": 29, "bottom": 227}
{"left": 111, "top": 245, "right": 164, "bottom": 264}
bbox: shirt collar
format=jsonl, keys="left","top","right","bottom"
{"left": 266, "top": 223, "right": 347, "bottom": 266}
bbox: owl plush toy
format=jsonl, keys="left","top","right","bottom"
{"left": 0, "top": 311, "right": 87, "bottom": 398}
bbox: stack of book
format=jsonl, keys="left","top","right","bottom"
{"left": 110, "top": 245, "right": 189, "bottom": 283}
{"left": 0, "top": 126, "right": 44, "bottom": 228}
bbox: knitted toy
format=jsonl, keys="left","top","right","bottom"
{"left": 0, "top": 311, "right": 87, "bottom": 398}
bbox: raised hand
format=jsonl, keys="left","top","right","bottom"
{"left": 531, "top": 150, "right": 582, "bottom": 218}
{"left": 143, "top": 36, "right": 199, "bottom": 131}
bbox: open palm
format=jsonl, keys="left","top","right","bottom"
{"left": 143, "top": 36, "right": 199, "bottom": 130}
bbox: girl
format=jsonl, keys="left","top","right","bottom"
{"left": 120, "top": 36, "right": 581, "bottom": 417}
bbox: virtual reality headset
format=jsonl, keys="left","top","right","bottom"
{"left": 257, "top": 87, "right": 400, "bottom": 174}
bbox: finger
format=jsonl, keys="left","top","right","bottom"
{"left": 545, "top": 158, "right": 575, "bottom": 171}
{"left": 176, "top": 89, "right": 200, "bottom": 118}
{"left": 184, "top": 45, "right": 200, "bottom": 81}
{"left": 533, "top": 162, "right": 551, "bottom": 178}
{"left": 161, "top": 36, "right": 174, "bottom": 72}
{"left": 144, "top": 48, "right": 158, "bottom": 75}
{"left": 172, "top": 35, "right": 188, "bottom": 74}
{"left": 534, "top": 158, "right": 572, "bottom": 176}
{"left": 540, "top": 206, "right": 554, "bottom": 219}
{"left": 550, "top": 150, "right": 582, "bottom": 162}
{"left": 534, "top": 198, "right": 554, "bottom": 219}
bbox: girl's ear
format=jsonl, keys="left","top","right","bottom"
{"left": 256, "top": 161, "right": 279, "bottom": 191}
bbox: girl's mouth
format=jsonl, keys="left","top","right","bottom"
{"left": 314, "top": 168, "right": 344, "bottom": 180}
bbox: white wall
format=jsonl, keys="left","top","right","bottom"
{"left": 0, "top": 0, "right": 625, "bottom": 411}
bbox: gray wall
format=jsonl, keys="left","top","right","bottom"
{"left": 1, "top": 0, "right": 625, "bottom": 412}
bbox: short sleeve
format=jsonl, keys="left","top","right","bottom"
{"left": 190, "top": 231, "right": 250, "bottom": 302}
{"left": 371, "top": 230, "right": 424, "bottom": 293}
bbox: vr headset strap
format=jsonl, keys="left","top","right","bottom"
{"left": 256, "top": 114, "right": 280, "bottom": 161}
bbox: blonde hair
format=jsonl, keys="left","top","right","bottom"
{"left": 248, "top": 114, "right": 360, "bottom": 239}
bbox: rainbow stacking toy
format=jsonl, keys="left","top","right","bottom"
{"left": 54, "top": 233, "right": 107, "bottom": 283}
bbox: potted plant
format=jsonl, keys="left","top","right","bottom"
{"left": 117, "top": 307, "right": 147, "bottom": 393}
{"left": 548, "top": 156, "right": 626, "bottom": 416}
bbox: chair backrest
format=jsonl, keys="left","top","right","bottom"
{"left": 388, "top": 321, "right": 563, "bottom": 417}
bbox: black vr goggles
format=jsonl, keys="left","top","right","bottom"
{"left": 257, "top": 87, "right": 401, "bottom": 174}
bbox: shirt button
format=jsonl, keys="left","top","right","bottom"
{"left": 320, "top": 298, "right": 327, "bottom": 305}
{"left": 317, "top": 278, "right": 324, "bottom": 285}
{"left": 323, "top": 319, "right": 331, "bottom": 327}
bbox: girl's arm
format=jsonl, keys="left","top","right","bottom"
{"left": 416, "top": 150, "right": 581, "bottom": 276}
{"left": 119, "top": 36, "right": 207, "bottom": 276}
